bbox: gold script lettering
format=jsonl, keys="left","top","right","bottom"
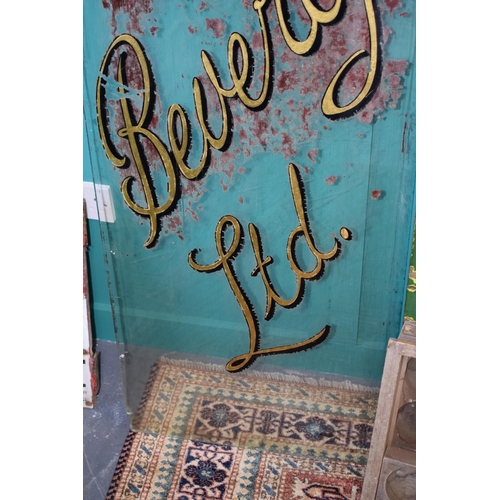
{"left": 287, "top": 163, "right": 340, "bottom": 279}
{"left": 168, "top": 0, "right": 272, "bottom": 178}
{"left": 96, "top": 35, "right": 177, "bottom": 247}
{"left": 272, "top": 0, "right": 380, "bottom": 119}
{"left": 249, "top": 163, "right": 340, "bottom": 319}
{"left": 215, "top": 1, "right": 272, "bottom": 108}
{"left": 96, "top": 1, "right": 381, "bottom": 246}
{"left": 96, "top": 2, "right": 273, "bottom": 246}
{"left": 274, "top": 0, "right": 344, "bottom": 55}
{"left": 188, "top": 214, "right": 330, "bottom": 372}
{"left": 321, "top": 0, "right": 380, "bottom": 117}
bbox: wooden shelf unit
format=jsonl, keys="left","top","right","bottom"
{"left": 361, "top": 320, "right": 416, "bottom": 500}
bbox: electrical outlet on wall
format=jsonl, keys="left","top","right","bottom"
{"left": 83, "top": 182, "right": 116, "bottom": 222}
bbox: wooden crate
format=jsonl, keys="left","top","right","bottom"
{"left": 361, "top": 320, "right": 416, "bottom": 499}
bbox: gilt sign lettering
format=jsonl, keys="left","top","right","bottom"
{"left": 96, "top": 0, "right": 382, "bottom": 371}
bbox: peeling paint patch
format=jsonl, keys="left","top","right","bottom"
{"left": 98, "top": 0, "right": 412, "bottom": 243}
{"left": 162, "top": 178, "right": 209, "bottom": 237}
{"left": 206, "top": 18, "right": 227, "bottom": 39}
{"left": 102, "top": 0, "right": 155, "bottom": 36}
{"left": 166, "top": 214, "right": 183, "bottom": 233}
{"left": 307, "top": 149, "right": 318, "bottom": 163}
{"left": 251, "top": 30, "right": 264, "bottom": 52}
{"left": 385, "top": 0, "right": 402, "bottom": 15}
{"left": 357, "top": 59, "right": 409, "bottom": 124}
{"left": 185, "top": 207, "right": 199, "bottom": 221}
{"left": 272, "top": 0, "right": 409, "bottom": 125}
{"left": 280, "top": 132, "right": 297, "bottom": 159}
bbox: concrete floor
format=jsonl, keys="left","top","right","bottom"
{"left": 83, "top": 340, "right": 130, "bottom": 500}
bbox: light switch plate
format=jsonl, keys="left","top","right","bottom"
{"left": 83, "top": 182, "right": 116, "bottom": 223}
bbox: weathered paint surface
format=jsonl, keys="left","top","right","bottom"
{"left": 96, "top": 0, "right": 412, "bottom": 238}
{"left": 84, "top": 0, "right": 415, "bottom": 387}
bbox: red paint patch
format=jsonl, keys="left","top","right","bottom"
{"left": 371, "top": 190, "right": 382, "bottom": 199}
{"left": 295, "top": 0, "right": 310, "bottom": 25}
{"left": 238, "top": 197, "right": 244, "bottom": 204}
{"left": 281, "top": 132, "right": 297, "bottom": 159}
{"left": 251, "top": 30, "right": 264, "bottom": 51}
{"left": 400, "top": 12, "right": 409, "bottom": 17}
{"left": 102, "top": 0, "right": 155, "bottom": 36}
{"left": 161, "top": 177, "right": 209, "bottom": 236}
{"left": 220, "top": 179, "right": 229, "bottom": 191}
{"left": 218, "top": 150, "right": 237, "bottom": 182}
{"left": 239, "top": 168, "right": 246, "bottom": 174}
{"left": 185, "top": 207, "right": 199, "bottom": 221}
{"left": 150, "top": 26, "right": 158, "bottom": 36}
{"left": 299, "top": 106, "right": 315, "bottom": 138}
{"left": 248, "top": 108, "right": 272, "bottom": 147}
{"left": 386, "top": 60, "right": 408, "bottom": 75}
{"left": 271, "top": 0, "right": 409, "bottom": 125}
{"left": 167, "top": 214, "right": 183, "bottom": 232}
{"left": 200, "top": 1, "right": 208, "bottom": 10}
{"left": 307, "top": 149, "right": 318, "bottom": 163}
{"left": 385, "top": 0, "right": 401, "bottom": 15}
{"left": 206, "top": 18, "right": 227, "bottom": 39}
{"left": 357, "top": 59, "right": 408, "bottom": 124}
{"left": 188, "top": 26, "right": 197, "bottom": 34}
{"left": 276, "top": 70, "right": 298, "bottom": 94}
{"left": 325, "top": 175, "right": 338, "bottom": 186}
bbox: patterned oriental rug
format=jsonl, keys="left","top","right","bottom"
{"left": 106, "top": 358, "right": 379, "bottom": 500}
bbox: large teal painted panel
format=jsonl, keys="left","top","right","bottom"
{"left": 83, "top": 0, "right": 416, "bottom": 402}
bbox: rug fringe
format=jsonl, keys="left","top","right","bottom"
{"left": 158, "top": 356, "right": 379, "bottom": 393}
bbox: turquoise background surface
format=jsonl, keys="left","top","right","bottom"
{"left": 83, "top": 0, "right": 415, "bottom": 381}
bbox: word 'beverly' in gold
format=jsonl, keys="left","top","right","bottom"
{"left": 96, "top": 0, "right": 379, "bottom": 247}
